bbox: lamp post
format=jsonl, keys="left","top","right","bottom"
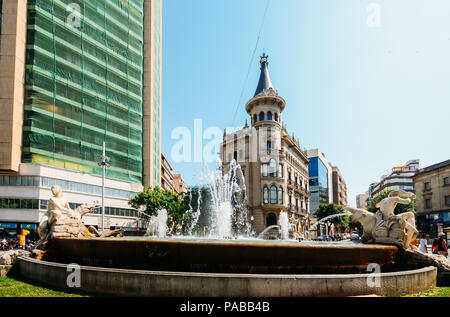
{"left": 97, "top": 142, "right": 110, "bottom": 232}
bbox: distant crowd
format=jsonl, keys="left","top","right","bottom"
{"left": 1, "top": 236, "right": 37, "bottom": 251}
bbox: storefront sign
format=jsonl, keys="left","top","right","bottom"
{"left": 0, "top": 223, "right": 17, "bottom": 229}
{"left": 20, "top": 224, "right": 37, "bottom": 230}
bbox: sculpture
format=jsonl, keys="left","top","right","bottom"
{"left": 35, "top": 185, "right": 124, "bottom": 250}
{"left": 345, "top": 190, "right": 419, "bottom": 250}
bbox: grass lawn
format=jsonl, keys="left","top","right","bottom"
{"left": 402, "top": 287, "right": 450, "bottom": 297}
{"left": 0, "top": 274, "right": 91, "bottom": 297}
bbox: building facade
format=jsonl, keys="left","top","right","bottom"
{"left": 0, "top": 0, "right": 162, "bottom": 232}
{"left": 413, "top": 160, "right": 450, "bottom": 237}
{"left": 173, "top": 174, "right": 187, "bottom": 194}
{"left": 160, "top": 153, "right": 187, "bottom": 195}
{"left": 356, "top": 192, "right": 369, "bottom": 209}
{"left": 306, "top": 149, "right": 333, "bottom": 214}
{"left": 221, "top": 54, "right": 311, "bottom": 235}
{"left": 369, "top": 160, "right": 420, "bottom": 201}
{"left": 160, "top": 153, "right": 175, "bottom": 192}
{"left": 331, "top": 166, "right": 348, "bottom": 207}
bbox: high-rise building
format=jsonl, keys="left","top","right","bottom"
{"left": 331, "top": 166, "right": 347, "bottom": 207}
{"left": 0, "top": 0, "right": 161, "bottom": 234}
{"left": 221, "top": 54, "right": 311, "bottom": 236}
{"left": 368, "top": 160, "right": 419, "bottom": 201}
{"left": 306, "top": 149, "right": 333, "bottom": 214}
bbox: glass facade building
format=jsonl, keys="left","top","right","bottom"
{"left": 308, "top": 156, "right": 331, "bottom": 213}
{"left": 23, "top": 0, "right": 145, "bottom": 184}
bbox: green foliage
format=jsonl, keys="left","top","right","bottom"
{"left": 367, "top": 190, "right": 416, "bottom": 215}
{"left": 314, "top": 203, "right": 350, "bottom": 228}
{"left": 129, "top": 187, "right": 188, "bottom": 232}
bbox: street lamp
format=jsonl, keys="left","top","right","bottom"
{"left": 97, "top": 141, "right": 110, "bottom": 232}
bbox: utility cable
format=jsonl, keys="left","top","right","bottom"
{"left": 231, "top": 0, "right": 270, "bottom": 127}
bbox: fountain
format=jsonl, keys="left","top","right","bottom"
{"left": 15, "top": 178, "right": 447, "bottom": 297}
{"left": 307, "top": 213, "right": 352, "bottom": 234}
{"left": 280, "top": 212, "right": 289, "bottom": 240}
{"left": 156, "top": 209, "right": 168, "bottom": 238}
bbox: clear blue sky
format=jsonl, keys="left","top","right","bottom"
{"left": 162, "top": 0, "right": 450, "bottom": 205}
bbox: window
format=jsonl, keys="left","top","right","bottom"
{"left": 263, "top": 187, "right": 269, "bottom": 204}
{"left": 446, "top": 196, "right": 450, "bottom": 206}
{"left": 269, "top": 159, "right": 277, "bottom": 177}
{"left": 261, "top": 164, "right": 268, "bottom": 177}
{"left": 259, "top": 112, "right": 265, "bottom": 121}
{"left": 444, "top": 177, "right": 450, "bottom": 186}
{"left": 278, "top": 187, "right": 283, "bottom": 205}
{"left": 278, "top": 164, "right": 283, "bottom": 178}
{"left": 274, "top": 113, "right": 278, "bottom": 122}
{"left": 267, "top": 112, "right": 273, "bottom": 120}
{"left": 425, "top": 199, "right": 432, "bottom": 209}
{"left": 253, "top": 114, "right": 257, "bottom": 124}
{"left": 424, "top": 182, "right": 431, "bottom": 190}
{"left": 40, "top": 200, "right": 48, "bottom": 210}
{"left": 270, "top": 186, "right": 277, "bottom": 204}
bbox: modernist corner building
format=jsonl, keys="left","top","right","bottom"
{"left": 0, "top": 0, "right": 162, "bottom": 234}
{"left": 221, "top": 54, "right": 311, "bottom": 235}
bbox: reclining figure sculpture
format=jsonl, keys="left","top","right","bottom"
{"left": 35, "top": 185, "right": 124, "bottom": 250}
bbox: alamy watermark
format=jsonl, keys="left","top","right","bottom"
{"left": 66, "top": 263, "right": 81, "bottom": 288}
{"left": 367, "top": 3, "right": 382, "bottom": 28}
{"left": 366, "top": 263, "right": 381, "bottom": 288}
{"left": 66, "top": 3, "right": 81, "bottom": 28}
{"left": 170, "top": 119, "right": 283, "bottom": 165}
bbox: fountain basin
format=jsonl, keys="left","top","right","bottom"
{"left": 42, "top": 237, "right": 399, "bottom": 274}
{"left": 17, "top": 257, "right": 437, "bottom": 297}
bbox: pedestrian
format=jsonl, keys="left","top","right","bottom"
{"left": 432, "top": 233, "right": 448, "bottom": 256}
{"left": 419, "top": 234, "right": 428, "bottom": 254}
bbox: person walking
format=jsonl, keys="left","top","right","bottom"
{"left": 419, "top": 234, "right": 429, "bottom": 254}
{"left": 432, "top": 233, "right": 448, "bottom": 256}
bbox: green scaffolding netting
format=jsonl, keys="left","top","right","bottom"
{"left": 23, "top": 0, "right": 144, "bottom": 184}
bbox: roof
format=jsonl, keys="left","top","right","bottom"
{"left": 254, "top": 53, "right": 275, "bottom": 97}
{"left": 414, "top": 159, "right": 450, "bottom": 177}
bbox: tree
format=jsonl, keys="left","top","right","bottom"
{"left": 314, "top": 203, "right": 351, "bottom": 233}
{"left": 367, "top": 190, "right": 416, "bottom": 215}
{"left": 129, "top": 187, "right": 188, "bottom": 234}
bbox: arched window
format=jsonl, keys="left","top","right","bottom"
{"left": 269, "top": 159, "right": 277, "bottom": 177}
{"left": 253, "top": 114, "right": 257, "bottom": 124}
{"left": 275, "top": 113, "right": 278, "bottom": 122}
{"left": 270, "top": 186, "right": 277, "bottom": 204}
{"left": 266, "top": 213, "right": 277, "bottom": 227}
{"left": 259, "top": 112, "right": 265, "bottom": 121}
{"left": 267, "top": 111, "right": 273, "bottom": 120}
{"left": 278, "top": 187, "right": 284, "bottom": 205}
{"left": 263, "top": 187, "right": 269, "bottom": 204}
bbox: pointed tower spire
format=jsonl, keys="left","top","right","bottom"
{"left": 254, "top": 53, "right": 275, "bottom": 97}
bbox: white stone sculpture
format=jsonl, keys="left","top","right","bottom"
{"left": 345, "top": 190, "right": 419, "bottom": 250}
{"left": 35, "top": 185, "right": 124, "bottom": 250}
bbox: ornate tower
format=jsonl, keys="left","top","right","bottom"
{"left": 245, "top": 53, "right": 286, "bottom": 132}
